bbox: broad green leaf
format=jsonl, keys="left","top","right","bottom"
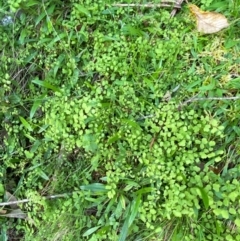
{"left": 101, "top": 7, "right": 118, "bottom": 15}
{"left": 8, "top": 93, "right": 22, "bottom": 104}
{"left": 129, "top": 195, "right": 141, "bottom": 225}
{"left": 123, "top": 180, "right": 140, "bottom": 192}
{"left": 105, "top": 196, "right": 117, "bottom": 214}
{"left": 48, "top": 33, "right": 67, "bottom": 47}
{"left": 24, "top": 0, "right": 39, "bottom": 7}
{"left": 215, "top": 220, "right": 222, "bottom": 236}
{"left": 24, "top": 133, "right": 36, "bottom": 141}
{"left": 179, "top": 140, "right": 186, "bottom": 147}
{"left": 71, "top": 68, "right": 80, "bottom": 85}
{"left": 32, "top": 79, "right": 61, "bottom": 92}
{"left": 83, "top": 226, "right": 101, "bottom": 237}
{"left": 38, "top": 38, "right": 52, "bottom": 45}
{"left": 118, "top": 205, "right": 131, "bottom": 241}
{"left": 235, "top": 218, "right": 240, "bottom": 227}
{"left": 108, "top": 133, "right": 121, "bottom": 144}
{"left": 19, "top": 28, "right": 28, "bottom": 45}
{"left": 82, "top": 134, "right": 98, "bottom": 152}
{"left": 225, "top": 40, "right": 239, "bottom": 49}
{"left": 0, "top": 184, "right": 4, "bottom": 195}
{"left": 30, "top": 140, "right": 41, "bottom": 153}
{"left": 135, "top": 187, "right": 155, "bottom": 195}
{"left": 24, "top": 51, "right": 38, "bottom": 62}
{"left": 122, "top": 25, "right": 145, "bottom": 36}
{"left": 118, "top": 195, "right": 141, "bottom": 241}
{"left": 37, "top": 124, "right": 49, "bottom": 133}
{"left": 30, "top": 95, "right": 45, "bottom": 119}
{"left": 122, "top": 119, "right": 142, "bottom": 131}
{"left": 197, "top": 187, "right": 209, "bottom": 209}
{"left": 39, "top": 170, "right": 49, "bottom": 181}
{"left": 46, "top": 4, "right": 56, "bottom": 15}
{"left": 80, "top": 183, "right": 107, "bottom": 193}
{"left": 53, "top": 54, "right": 66, "bottom": 78}
{"left": 24, "top": 150, "right": 34, "bottom": 159}
{"left": 173, "top": 210, "right": 182, "bottom": 217}
{"left": 26, "top": 163, "right": 43, "bottom": 171}
{"left": 213, "top": 183, "right": 220, "bottom": 192}
{"left": 232, "top": 126, "right": 240, "bottom": 135}
{"left": 96, "top": 226, "right": 111, "bottom": 236}
{"left": 19, "top": 116, "right": 33, "bottom": 132}
{"left": 35, "top": 11, "right": 46, "bottom": 25}
{"left": 171, "top": 225, "right": 184, "bottom": 241}
{"left": 0, "top": 225, "right": 7, "bottom": 241}
{"left": 221, "top": 209, "right": 229, "bottom": 219}
{"left": 46, "top": 18, "right": 53, "bottom": 32}
{"left": 115, "top": 198, "right": 123, "bottom": 218}
{"left": 229, "top": 208, "right": 236, "bottom": 215}
{"left": 226, "top": 77, "right": 240, "bottom": 89}
{"left": 120, "top": 195, "right": 126, "bottom": 210}
{"left": 74, "top": 4, "right": 91, "bottom": 17}
{"left": 84, "top": 196, "right": 105, "bottom": 204}
{"left": 228, "top": 191, "right": 238, "bottom": 202}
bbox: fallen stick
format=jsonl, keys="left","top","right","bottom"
{"left": 178, "top": 96, "right": 240, "bottom": 109}
{"left": 112, "top": 2, "right": 182, "bottom": 9}
{"left": 171, "top": 0, "right": 185, "bottom": 17}
{"left": 0, "top": 193, "right": 70, "bottom": 207}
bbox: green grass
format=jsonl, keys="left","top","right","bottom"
{"left": 0, "top": 0, "right": 240, "bottom": 240}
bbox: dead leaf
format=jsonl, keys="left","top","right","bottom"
{"left": 189, "top": 4, "right": 229, "bottom": 34}
{"left": 1, "top": 191, "right": 35, "bottom": 225}
{"left": 5, "top": 191, "right": 19, "bottom": 209}
{"left": 162, "top": 91, "right": 171, "bottom": 102}
{"left": 0, "top": 209, "right": 27, "bottom": 219}
{"left": 0, "top": 209, "right": 7, "bottom": 214}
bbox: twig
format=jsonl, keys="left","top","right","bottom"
{"left": 137, "top": 114, "right": 155, "bottom": 120}
{"left": 179, "top": 96, "right": 240, "bottom": 109}
{"left": 112, "top": 2, "right": 182, "bottom": 9}
{"left": 170, "top": 0, "right": 185, "bottom": 17}
{"left": 0, "top": 193, "right": 70, "bottom": 207}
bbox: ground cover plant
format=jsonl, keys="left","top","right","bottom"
{"left": 0, "top": 0, "right": 240, "bottom": 240}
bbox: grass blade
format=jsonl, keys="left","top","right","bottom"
{"left": 197, "top": 187, "right": 209, "bottom": 210}
{"left": 30, "top": 95, "right": 45, "bottom": 119}
{"left": 118, "top": 195, "right": 141, "bottom": 241}
{"left": 82, "top": 226, "right": 101, "bottom": 237}
{"left": 19, "top": 116, "right": 33, "bottom": 132}
{"left": 32, "top": 79, "right": 61, "bottom": 92}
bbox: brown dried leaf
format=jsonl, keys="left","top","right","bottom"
{"left": 1, "top": 192, "right": 27, "bottom": 219}
{"left": 162, "top": 91, "right": 172, "bottom": 102}
{"left": 189, "top": 4, "right": 229, "bottom": 34}
{"left": 0, "top": 209, "right": 27, "bottom": 219}
{"left": 0, "top": 209, "right": 7, "bottom": 214}
{"left": 5, "top": 191, "right": 19, "bottom": 209}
